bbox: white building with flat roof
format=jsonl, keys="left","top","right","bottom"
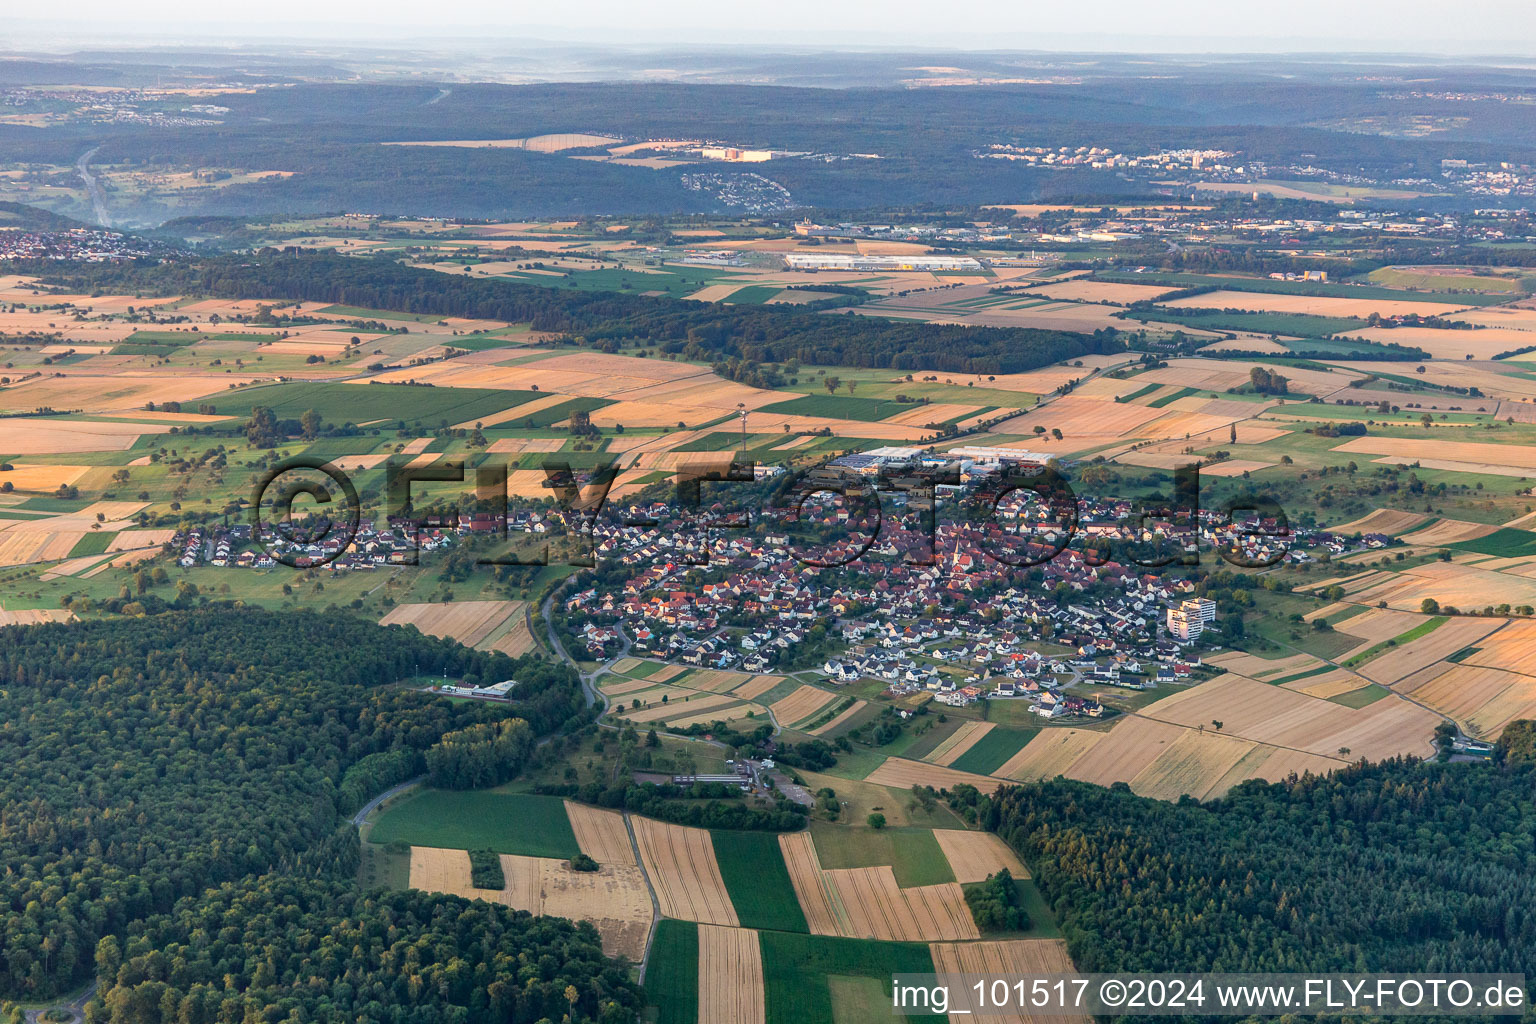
{"left": 782, "top": 253, "right": 982, "bottom": 272}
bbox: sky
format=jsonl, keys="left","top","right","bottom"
{"left": 13, "top": 0, "right": 1536, "bottom": 54}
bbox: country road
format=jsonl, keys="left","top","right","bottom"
{"left": 75, "top": 146, "right": 110, "bottom": 227}
{"left": 351, "top": 776, "right": 424, "bottom": 826}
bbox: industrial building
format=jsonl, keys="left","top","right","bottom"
{"left": 781, "top": 253, "right": 983, "bottom": 272}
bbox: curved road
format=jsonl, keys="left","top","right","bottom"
{"left": 25, "top": 983, "right": 94, "bottom": 1024}
{"left": 351, "top": 776, "right": 425, "bottom": 826}
{"left": 75, "top": 146, "right": 110, "bottom": 228}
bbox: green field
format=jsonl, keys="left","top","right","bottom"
{"left": 1328, "top": 683, "right": 1393, "bottom": 708}
{"left": 712, "top": 831, "right": 810, "bottom": 933}
{"left": 1449, "top": 528, "right": 1536, "bottom": 558}
{"left": 367, "top": 790, "right": 580, "bottom": 858}
{"left": 1367, "top": 267, "right": 1531, "bottom": 293}
{"left": 506, "top": 396, "right": 615, "bottom": 429}
{"left": 1146, "top": 386, "right": 1198, "bottom": 409}
{"left": 315, "top": 304, "right": 448, "bottom": 322}
{"left": 65, "top": 531, "right": 115, "bottom": 559}
{"left": 758, "top": 394, "right": 915, "bottom": 422}
{"left": 644, "top": 919, "right": 699, "bottom": 1024}
{"left": 761, "top": 932, "right": 943, "bottom": 1024}
{"left": 827, "top": 976, "right": 891, "bottom": 1024}
{"left": 1136, "top": 307, "right": 1370, "bottom": 338}
{"left": 725, "top": 285, "right": 786, "bottom": 304}
{"left": 810, "top": 824, "right": 954, "bottom": 887}
{"left": 1094, "top": 270, "right": 1507, "bottom": 306}
{"left": 1119, "top": 382, "right": 1163, "bottom": 403}
{"left": 949, "top": 728, "right": 1039, "bottom": 776}
{"left": 223, "top": 380, "right": 535, "bottom": 426}
{"left": 1267, "top": 664, "right": 1336, "bottom": 687}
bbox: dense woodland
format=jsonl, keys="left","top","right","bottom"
{"left": 10, "top": 73, "right": 1536, "bottom": 220}
{"left": 0, "top": 608, "right": 590, "bottom": 1002}
{"left": 34, "top": 253, "right": 1123, "bottom": 374}
{"left": 977, "top": 757, "right": 1536, "bottom": 976}
{"left": 88, "top": 878, "right": 639, "bottom": 1024}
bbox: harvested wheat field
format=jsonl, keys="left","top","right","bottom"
{"left": 697, "top": 925, "right": 766, "bottom": 1024}
{"left": 685, "top": 668, "right": 755, "bottom": 693}
{"left": 1354, "top": 615, "right": 1503, "bottom": 684}
{"left": 924, "top": 721, "right": 997, "bottom": 766}
{"left": 1033, "top": 280, "right": 1174, "bottom": 304}
{"left": 0, "top": 530, "right": 86, "bottom": 567}
{"left": 0, "top": 372, "right": 257, "bottom": 414}
{"left": 408, "top": 846, "right": 480, "bottom": 899}
{"left": 931, "top": 940, "right": 1087, "bottom": 1024}
{"left": 1206, "top": 650, "right": 1324, "bottom": 680}
{"left": 1065, "top": 716, "right": 1188, "bottom": 787}
{"left": 1403, "top": 664, "right": 1536, "bottom": 738}
{"left": 601, "top": 677, "right": 659, "bottom": 698}
{"left": 778, "top": 832, "right": 843, "bottom": 935}
{"left": 933, "top": 829, "right": 1028, "bottom": 884}
{"left": 731, "top": 674, "right": 784, "bottom": 699}
{"left": 1293, "top": 669, "right": 1378, "bottom": 699}
{"left": 1162, "top": 290, "right": 1467, "bottom": 319}
{"left": 0, "top": 464, "right": 89, "bottom": 492}
{"left": 631, "top": 817, "right": 737, "bottom": 926}
{"left": 0, "top": 417, "right": 150, "bottom": 455}
{"left": 623, "top": 691, "right": 742, "bottom": 723}
{"left": 1346, "top": 564, "right": 1536, "bottom": 614}
{"left": 485, "top": 612, "right": 537, "bottom": 656}
{"left": 1329, "top": 508, "right": 1429, "bottom": 535}
{"left": 1210, "top": 745, "right": 1345, "bottom": 793}
{"left": 1462, "top": 619, "right": 1536, "bottom": 672}
{"left": 994, "top": 728, "right": 1105, "bottom": 782}
{"left": 824, "top": 866, "right": 978, "bottom": 941}
{"left": 1140, "top": 674, "right": 1438, "bottom": 760}
{"left": 379, "top": 600, "right": 522, "bottom": 647}
{"left": 1329, "top": 607, "right": 1430, "bottom": 642}
{"left": 1129, "top": 730, "right": 1258, "bottom": 801}
{"left": 768, "top": 685, "right": 840, "bottom": 726}
{"left": 1201, "top": 459, "right": 1276, "bottom": 477}
{"left": 530, "top": 856, "right": 653, "bottom": 961}
{"left": 0, "top": 608, "right": 76, "bottom": 627}
{"left": 1332, "top": 436, "right": 1536, "bottom": 473}
{"left": 807, "top": 699, "right": 868, "bottom": 736}
{"left": 563, "top": 802, "right": 636, "bottom": 865}
{"left": 866, "top": 757, "right": 1007, "bottom": 793}
{"left": 1356, "top": 326, "right": 1536, "bottom": 361}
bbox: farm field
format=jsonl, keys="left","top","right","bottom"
{"left": 407, "top": 845, "right": 652, "bottom": 960}
{"left": 698, "top": 925, "right": 768, "bottom": 1024}
{"left": 632, "top": 817, "right": 739, "bottom": 926}
{"left": 759, "top": 930, "right": 944, "bottom": 1024}
{"left": 810, "top": 824, "right": 956, "bottom": 888}
{"left": 368, "top": 790, "right": 581, "bottom": 858}
{"left": 713, "top": 830, "right": 812, "bottom": 933}
{"left": 644, "top": 920, "right": 700, "bottom": 1024}
{"left": 379, "top": 600, "right": 527, "bottom": 648}
{"left": 931, "top": 829, "right": 1029, "bottom": 884}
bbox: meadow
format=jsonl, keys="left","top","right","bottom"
{"left": 367, "top": 790, "right": 581, "bottom": 858}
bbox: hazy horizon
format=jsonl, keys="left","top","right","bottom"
{"left": 11, "top": 0, "right": 1536, "bottom": 56}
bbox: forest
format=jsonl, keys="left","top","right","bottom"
{"left": 976, "top": 757, "right": 1536, "bottom": 977}
{"left": 0, "top": 608, "right": 589, "bottom": 1003}
{"left": 33, "top": 253, "right": 1123, "bottom": 374}
{"left": 88, "top": 877, "right": 640, "bottom": 1024}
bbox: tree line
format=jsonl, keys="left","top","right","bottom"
{"left": 31, "top": 253, "right": 1124, "bottom": 375}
